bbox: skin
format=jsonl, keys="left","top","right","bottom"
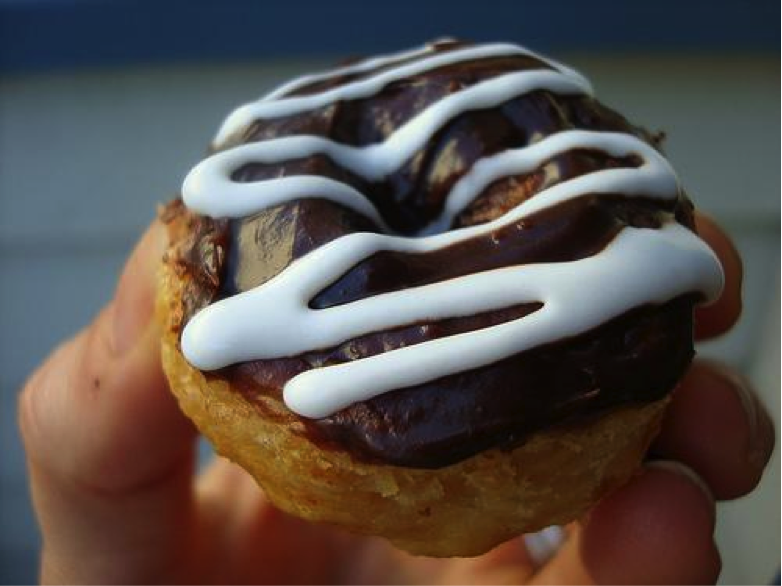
{"left": 18, "top": 213, "right": 774, "bottom": 585}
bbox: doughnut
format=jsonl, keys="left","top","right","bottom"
{"left": 157, "top": 39, "right": 724, "bottom": 557}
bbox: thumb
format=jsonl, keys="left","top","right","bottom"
{"left": 18, "top": 221, "right": 197, "bottom": 584}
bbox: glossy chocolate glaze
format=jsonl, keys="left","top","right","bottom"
{"left": 168, "top": 41, "right": 698, "bottom": 468}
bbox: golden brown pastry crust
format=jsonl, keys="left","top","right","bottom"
{"left": 158, "top": 214, "right": 668, "bottom": 557}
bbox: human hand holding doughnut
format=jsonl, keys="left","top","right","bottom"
{"left": 18, "top": 214, "right": 774, "bottom": 584}
{"left": 19, "top": 40, "right": 774, "bottom": 583}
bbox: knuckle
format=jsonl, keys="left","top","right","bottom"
{"left": 17, "top": 374, "right": 41, "bottom": 449}
{"left": 18, "top": 338, "right": 74, "bottom": 450}
{"left": 17, "top": 308, "right": 112, "bottom": 464}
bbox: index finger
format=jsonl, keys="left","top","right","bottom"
{"left": 694, "top": 213, "right": 743, "bottom": 340}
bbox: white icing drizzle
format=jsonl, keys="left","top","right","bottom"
{"left": 185, "top": 70, "right": 589, "bottom": 220}
{"left": 179, "top": 42, "right": 725, "bottom": 420}
{"left": 261, "top": 38, "right": 455, "bottom": 102}
{"left": 212, "top": 42, "right": 591, "bottom": 146}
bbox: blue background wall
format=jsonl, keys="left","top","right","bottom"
{"left": 1, "top": 0, "right": 779, "bottom": 73}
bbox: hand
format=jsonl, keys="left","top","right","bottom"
{"left": 19, "top": 215, "right": 774, "bottom": 584}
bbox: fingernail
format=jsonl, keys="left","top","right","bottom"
{"left": 112, "top": 223, "right": 167, "bottom": 355}
{"left": 646, "top": 460, "right": 715, "bottom": 506}
{"left": 705, "top": 361, "right": 768, "bottom": 468}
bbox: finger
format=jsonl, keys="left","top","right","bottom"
{"left": 194, "top": 458, "right": 345, "bottom": 584}
{"left": 652, "top": 360, "right": 775, "bottom": 500}
{"left": 531, "top": 463, "right": 720, "bottom": 585}
{"left": 18, "top": 222, "right": 197, "bottom": 584}
{"left": 435, "top": 536, "right": 536, "bottom": 584}
{"left": 694, "top": 213, "right": 743, "bottom": 340}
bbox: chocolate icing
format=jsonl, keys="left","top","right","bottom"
{"left": 167, "top": 41, "right": 698, "bottom": 468}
